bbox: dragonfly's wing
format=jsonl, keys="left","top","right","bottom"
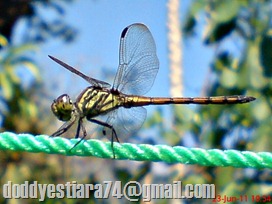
{"left": 49, "top": 55, "right": 110, "bottom": 88}
{"left": 104, "top": 107, "right": 147, "bottom": 141}
{"left": 113, "top": 23, "right": 159, "bottom": 95}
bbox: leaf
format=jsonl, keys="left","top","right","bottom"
{"left": 246, "top": 43, "right": 268, "bottom": 89}
{"left": 260, "top": 34, "right": 272, "bottom": 77}
{"left": 183, "top": 0, "right": 206, "bottom": 37}
{"left": 210, "top": 1, "right": 240, "bottom": 22}
{"left": 204, "top": 17, "right": 237, "bottom": 44}
{"left": 251, "top": 97, "right": 271, "bottom": 121}
{"left": 183, "top": 15, "right": 196, "bottom": 36}
{"left": 220, "top": 68, "right": 238, "bottom": 88}
{"left": 6, "top": 65, "right": 20, "bottom": 84}
{"left": 0, "top": 34, "right": 8, "bottom": 47}
{"left": 0, "top": 72, "right": 13, "bottom": 100}
{"left": 21, "top": 61, "right": 41, "bottom": 81}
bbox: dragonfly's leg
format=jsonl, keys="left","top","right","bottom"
{"left": 69, "top": 118, "right": 87, "bottom": 151}
{"left": 75, "top": 118, "right": 82, "bottom": 139}
{"left": 89, "top": 118, "right": 120, "bottom": 143}
{"left": 51, "top": 117, "right": 77, "bottom": 137}
{"left": 89, "top": 118, "right": 119, "bottom": 159}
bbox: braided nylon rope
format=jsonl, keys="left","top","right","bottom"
{"left": 0, "top": 132, "right": 271, "bottom": 168}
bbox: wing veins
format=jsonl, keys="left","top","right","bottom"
{"left": 49, "top": 55, "right": 110, "bottom": 87}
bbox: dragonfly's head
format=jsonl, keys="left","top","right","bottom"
{"left": 51, "top": 94, "right": 74, "bottom": 121}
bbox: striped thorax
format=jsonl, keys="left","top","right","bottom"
{"left": 76, "top": 86, "right": 124, "bottom": 118}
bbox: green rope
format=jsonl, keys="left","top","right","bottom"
{"left": 0, "top": 132, "right": 271, "bottom": 169}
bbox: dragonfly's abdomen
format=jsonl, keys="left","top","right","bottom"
{"left": 76, "top": 87, "right": 123, "bottom": 118}
{"left": 124, "top": 95, "right": 255, "bottom": 107}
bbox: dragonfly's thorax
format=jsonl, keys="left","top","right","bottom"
{"left": 76, "top": 86, "right": 124, "bottom": 118}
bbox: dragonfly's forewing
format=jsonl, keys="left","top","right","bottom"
{"left": 113, "top": 23, "right": 159, "bottom": 95}
{"left": 49, "top": 55, "right": 110, "bottom": 88}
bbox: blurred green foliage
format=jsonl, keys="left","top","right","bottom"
{"left": 0, "top": 1, "right": 78, "bottom": 204}
{"left": 0, "top": 43, "right": 41, "bottom": 132}
{"left": 0, "top": 0, "right": 271, "bottom": 203}
{"left": 148, "top": 0, "right": 272, "bottom": 201}
{"left": 0, "top": 0, "right": 76, "bottom": 44}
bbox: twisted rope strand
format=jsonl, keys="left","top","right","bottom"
{"left": 0, "top": 132, "right": 271, "bottom": 169}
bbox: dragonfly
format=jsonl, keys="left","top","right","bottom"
{"left": 49, "top": 23, "right": 255, "bottom": 157}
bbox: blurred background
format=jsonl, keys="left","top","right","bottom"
{"left": 0, "top": 0, "right": 271, "bottom": 203}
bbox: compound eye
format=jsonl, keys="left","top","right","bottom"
{"left": 60, "top": 95, "right": 72, "bottom": 105}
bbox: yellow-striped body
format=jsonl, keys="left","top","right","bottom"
{"left": 76, "top": 87, "right": 124, "bottom": 118}
{"left": 52, "top": 85, "right": 255, "bottom": 123}
{"left": 74, "top": 86, "right": 255, "bottom": 119}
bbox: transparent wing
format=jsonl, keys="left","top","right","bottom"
{"left": 104, "top": 107, "right": 147, "bottom": 141}
{"left": 49, "top": 55, "right": 110, "bottom": 88}
{"left": 113, "top": 23, "right": 159, "bottom": 95}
